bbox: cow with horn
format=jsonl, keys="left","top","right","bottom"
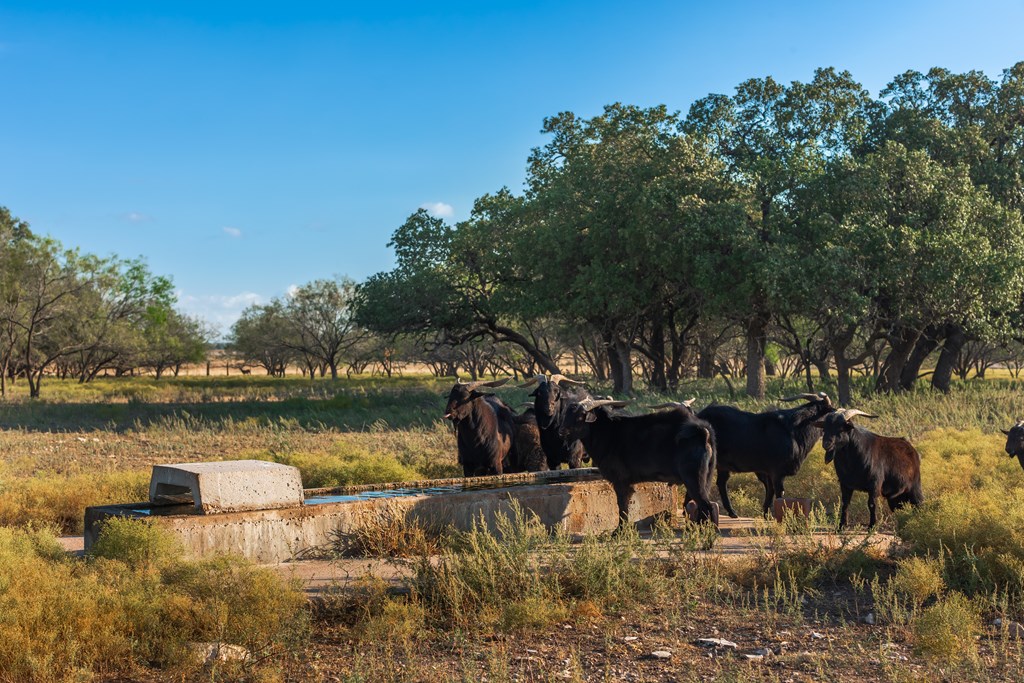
{"left": 817, "top": 409, "right": 923, "bottom": 529}
{"left": 518, "top": 374, "right": 591, "bottom": 470}
{"left": 443, "top": 377, "right": 521, "bottom": 477}
{"left": 698, "top": 391, "right": 834, "bottom": 518}
{"left": 560, "top": 397, "right": 718, "bottom": 527}
{"left": 1002, "top": 420, "right": 1024, "bottom": 471}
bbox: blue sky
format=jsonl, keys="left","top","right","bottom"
{"left": 2, "top": 1, "right": 1023, "bottom": 334}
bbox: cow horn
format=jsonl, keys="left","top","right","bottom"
{"left": 780, "top": 392, "right": 830, "bottom": 403}
{"left": 550, "top": 374, "right": 586, "bottom": 386}
{"left": 645, "top": 398, "right": 696, "bottom": 410}
{"left": 456, "top": 377, "right": 511, "bottom": 390}
{"left": 518, "top": 374, "right": 547, "bottom": 389}
{"left": 579, "top": 398, "right": 630, "bottom": 412}
{"left": 838, "top": 409, "right": 878, "bottom": 421}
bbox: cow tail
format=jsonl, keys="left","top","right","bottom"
{"left": 700, "top": 426, "right": 715, "bottom": 499}
{"left": 909, "top": 479, "right": 924, "bottom": 506}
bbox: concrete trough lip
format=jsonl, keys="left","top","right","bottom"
{"left": 85, "top": 464, "right": 677, "bottom": 563}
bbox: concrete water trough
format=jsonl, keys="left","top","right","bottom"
{"left": 85, "top": 461, "right": 678, "bottom": 563}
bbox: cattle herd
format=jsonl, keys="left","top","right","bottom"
{"left": 444, "top": 375, "right": 1024, "bottom": 531}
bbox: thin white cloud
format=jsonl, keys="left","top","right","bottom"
{"left": 175, "top": 290, "right": 264, "bottom": 338}
{"left": 223, "top": 226, "right": 243, "bottom": 238}
{"left": 420, "top": 202, "right": 454, "bottom": 219}
{"left": 123, "top": 211, "right": 153, "bottom": 223}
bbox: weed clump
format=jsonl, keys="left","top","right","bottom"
{"left": 332, "top": 502, "right": 447, "bottom": 558}
{"left": 897, "top": 488, "right": 1024, "bottom": 598}
{"left": 0, "top": 520, "right": 307, "bottom": 682}
{"left": 89, "top": 515, "right": 184, "bottom": 569}
{"left": 891, "top": 555, "right": 945, "bottom": 607}
{"left": 912, "top": 591, "right": 980, "bottom": 664}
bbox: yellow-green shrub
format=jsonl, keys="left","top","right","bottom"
{"left": 89, "top": 516, "right": 184, "bottom": 569}
{"left": 897, "top": 488, "right": 1024, "bottom": 595}
{"left": 890, "top": 556, "right": 945, "bottom": 606}
{"left": 0, "top": 470, "right": 148, "bottom": 533}
{"left": 912, "top": 591, "right": 980, "bottom": 663}
{"left": 258, "top": 447, "right": 423, "bottom": 488}
{"left": 0, "top": 522, "right": 307, "bottom": 682}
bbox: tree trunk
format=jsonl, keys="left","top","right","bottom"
{"left": 614, "top": 336, "right": 634, "bottom": 395}
{"left": 899, "top": 325, "right": 939, "bottom": 391}
{"left": 646, "top": 314, "right": 668, "bottom": 391}
{"left": 876, "top": 326, "right": 921, "bottom": 393}
{"left": 745, "top": 314, "right": 769, "bottom": 399}
{"left": 932, "top": 324, "right": 966, "bottom": 393}
{"left": 697, "top": 339, "right": 717, "bottom": 379}
{"left": 607, "top": 336, "right": 623, "bottom": 393}
{"left": 835, "top": 355, "right": 853, "bottom": 407}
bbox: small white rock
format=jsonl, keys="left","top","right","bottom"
{"left": 741, "top": 653, "right": 764, "bottom": 662}
{"left": 810, "top": 632, "right": 825, "bottom": 640}
{"left": 696, "top": 638, "right": 738, "bottom": 649}
{"left": 864, "top": 612, "right": 876, "bottom": 625}
{"left": 650, "top": 650, "right": 673, "bottom": 659}
{"left": 623, "top": 636, "right": 639, "bottom": 642}
{"left": 189, "top": 642, "right": 250, "bottom": 665}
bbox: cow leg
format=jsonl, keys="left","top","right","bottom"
{"left": 684, "top": 476, "right": 715, "bottom": 525}
{"left": 716, "top": 471, "right": 739, "bottom": 518}
{"left": 612, "top": 481, "right": 635, "bottom": 530}
{"left": 838, "top": 485, "right": 853, "bottom": 531}
{"left": 757, "top": 473, "right": 775, "bottom": 518}
{"left": 867, "top": 485, "right": 880, "bottom": 528}
{"left": 772, "top": 476, "right": 785, "bottom": 501}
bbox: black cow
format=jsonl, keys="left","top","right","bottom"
{"left": 1002, "top": 421, "right": 1024, "bottom": 471}
{"left": 818, "top": 409, "right": 923, "bottom": 529}
{"left": 519, "top": 374, "right": 590, "bottom": 469}
{"left": 560, "top": 398, "right": 717, "bottom": 526}
{"left": 698, "top": 392, "right": 834, "bottom": 518}
{"left": 512, "top": 407, "right": 550, "bottom": 472}
{"left": 443, "top": 378, "right": 518, "bottom": 477}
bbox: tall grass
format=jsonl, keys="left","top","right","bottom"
{"left": 0, "top": 520, "right": 307, "bottom": 682}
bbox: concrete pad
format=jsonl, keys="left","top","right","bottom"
{"left": 149, "top": 460, "right": 303, "bottom": 514}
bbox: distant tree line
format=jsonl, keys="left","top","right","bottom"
{"left": 228, "top": 278, "right": 374, "bottom": 379}
{"left": 355, "top": 63, "right": 1024, "bottom": 405}
{"left": 0, "top": 209, "right": 210, "bottom": 397}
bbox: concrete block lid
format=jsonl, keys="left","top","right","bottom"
{"left": 149, "top": 460, "right": 304, "bottom": 514}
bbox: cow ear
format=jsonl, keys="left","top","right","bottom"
{"left": 812, "top": 420, "right": 825, "bottom": 429}
{"left": 584, "top": 411, "right": 598, "bottom": 423}
{"left": 1002, "top": 429, "right": 1012, "bottom": 436}
{"left": 470, "top": 390, "right": 485, "bottom": 399}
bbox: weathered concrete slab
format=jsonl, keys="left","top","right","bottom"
{"left": 149, "top": 460, "right": 303, "bottom": 514}
{"left": 87, "top": 474, "right": 677, "bottom": 563}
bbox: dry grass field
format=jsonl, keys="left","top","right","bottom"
{"left": 2, "top": 374, "right": 1024, "bottom": 681}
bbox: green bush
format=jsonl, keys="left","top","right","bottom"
{"left": 912, "top": 591, "right": 980, "bottom": 663}
{"left": 897, "top": 488, "right": 1024, "bottom": 597}
{"left": 89, "top": 516, "right": 184, "bottom": 569}
{"left": 0, "top": 522, "right": 307, "bottom": 682}
{"left": 891, "top": 556, "right": 945, "bottom": 607}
